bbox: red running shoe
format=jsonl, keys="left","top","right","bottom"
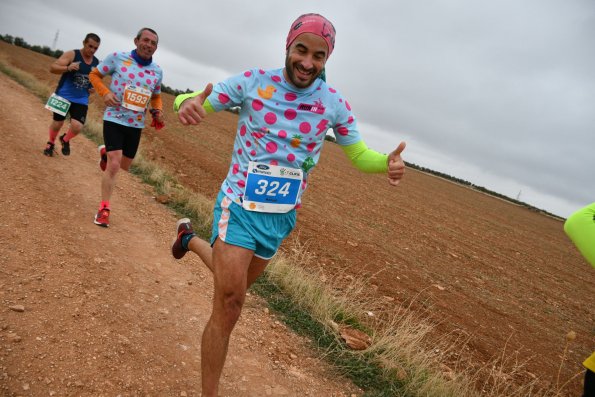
{"left": 94, "top": 208, "right": 110, "bottom": 227}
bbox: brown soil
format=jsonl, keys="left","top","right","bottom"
{"left": 1, "top": 41, "right": 593, "bottom": 396}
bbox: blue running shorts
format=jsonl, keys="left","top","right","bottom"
{"left": 211, "top": 190, "right": 297, "bottom": 260}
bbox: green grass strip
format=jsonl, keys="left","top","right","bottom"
{"left": 251, "top": 277, "right": 409, "bottom": 397}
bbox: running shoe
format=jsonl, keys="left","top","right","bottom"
{"left": 43, "top": 142, "right": 55, "bottom": 157}
{"left": 59, "top": 134, "right": 70, "bottom": 156}
{"left": 172, "top": 218, "right": 195, "bottom": 259}
{"left": 98, "top": 145, "right": 107, "bottom": 171}
{"left": 94, "top": 208, "right": 110, "bottom": 227}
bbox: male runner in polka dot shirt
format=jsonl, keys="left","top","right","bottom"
{"left": 171, "top": 14, "right": 406, "bottom": 396}
{"left": 89, "top": 27, "right": 164, "bottom": 228}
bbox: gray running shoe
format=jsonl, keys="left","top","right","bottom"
{"left": 43, "top": 142, "right": 55, "bottom": 157}
{"left": 59, "top": 134, "right": 70, "bottom": 156}
{"left": 172, "top": 218, "right": 194, "bottom": 259}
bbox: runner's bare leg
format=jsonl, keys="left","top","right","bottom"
{"left": 200, "top": 239, "right": 268, "bottom": 396}
{"left": 187, "top": 238, "right": 267, "bottom": 286}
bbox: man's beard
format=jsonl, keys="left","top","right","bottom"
{"left": 284, "top": 56, "right": 319, "bottom": 89}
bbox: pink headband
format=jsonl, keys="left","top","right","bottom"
{"left": 286, "top": 13, "right": 336, "bottom": 57}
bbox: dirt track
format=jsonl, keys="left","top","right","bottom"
{"left": 0, "top": 40, "right": 594, "bottom": 396}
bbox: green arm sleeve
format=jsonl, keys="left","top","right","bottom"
{"left": 563, "top": 202, "right": 595, "bottom": 267}
{"left": 173, "top": 90, "right": 215, "bottom": 113}
{"left": 340, "top": 140, "right": 388, "bottom": 173}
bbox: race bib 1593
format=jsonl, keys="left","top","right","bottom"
{"left": 122, "top": 85, "right": 151, "bottom": 112}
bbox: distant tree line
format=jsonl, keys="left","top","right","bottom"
{"left": 0, "top": 33, "right": 64, "bottom": 58}
{"left": 404, "top": 161, "right": 563, "bottom": 219}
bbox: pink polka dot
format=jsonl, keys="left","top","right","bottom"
{"left": 259, "top": 69, "right": 265, "bottom": 74}
{"left": 264, "top": 112, "right": 277, "bottom": 124}
{"left": 219, "top": 93, "right": 230, "bottom": 104}
{"left": 128, "top": 118, "right": 134, "bottom": 123}
{"left": 136, "top": 81, "right": 141, "bottom": 86}
{"left": 284, "top": 109, "right": 297, "bottom": 120}
{"left": 285, "top": 92, "right": 297, "bottom": 101}
{"left": 270, "top": 160, "right": 278, "bottom": 166}
{"left": 287, "top": 153, "right": 296, "bottom": 162}
{"left": 348, "top": 116, "right": 354, "bottom": 124}
{"left": 244, "top": 71, "right": 252, "bottom": 77}
{"left": 237, "top": 85, "right": 242, "bottom": 90}
{"left": 337, "top": 126, "right": 349, "bottom": 136}
{"left": 146, "top": 79, "right": 152, "bottom": 85}
{"left": 299, "top": 122, "right": 311, "bottom": 134}
{"left": 272, "top": 75, "right": 281, "bottom": 83}
{"left": 139, "top": 72, "right": 144, "bottom": 77}
{"left": 114, "top": 80, "right": 119, "bottom": 86}
{"left": 329, "top": 87, "right": 336, "bottom": 93}
{"left": 250, "top": 150, "right": 256, "bottom": 156}
{"left": 107, "top": 111, "right": 112, "bottom": 116}
{"left": 278, "top": 130, "right": 287, "bottom": 139}
{"left": 246, "top": 141, "right": 252, "bottom": 147}
{"left": 345, "top": 101, "right": 352, "bottom": 111}
{"left": 240, "top": 125, "right": 247, "bottom": 136}
{"left": 120, "top": 67, "right": 127, "bottom": 72}
{"left": 252, "top": 99, "right": 264, "bottom": 111}
{"left": 128, "top": 73, "right": 135, "bottom": 79}
{"left": 227, "top": 187, "right": 233, "bottom": 194}
{"left": 232, "top": 163, "right": 240, "bottom": 174}
{"left": 238, "top": 180, "right": 246, "bottom": 188}
{"left": 102, "top": 66, "right": 109, "bottom": 72}
{"left": 243, "top": 171, "right": 248, "bottom": 177}
{"left": 237, "top": 148, "right": 243, "bottom": 155}
{"left": 266, "top": 142, "right": 278, "bottom": 153}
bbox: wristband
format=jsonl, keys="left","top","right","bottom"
{"left": 173, "top": 91, "right": 202, "bottom": 112}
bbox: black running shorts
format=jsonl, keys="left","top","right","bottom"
{"left": 103, "top": 120, "right": 142, "bottom": 159}
{"left": 52, "top": 102, "right": 89, "bottom": 124}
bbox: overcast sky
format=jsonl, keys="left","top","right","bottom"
{"left": 1, "top": 0, "right": 593, "bottom": 217}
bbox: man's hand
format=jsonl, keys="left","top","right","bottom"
{"left": 68, "top": 61, "right": 81, "bottom": 72}
{"left": 387, "top": 141, "right": 406, "bottom": 186}
{"left": 150, "top": 109, "right": 165, "bottom": 130}
{"left": 178, "top": 83, "right": 213, "bottom": 125}
{"left": 103, "top": 92, "right": 120, "bottom": 107}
